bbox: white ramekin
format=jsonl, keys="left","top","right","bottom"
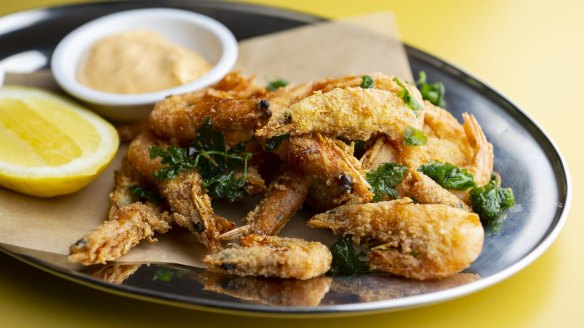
{"left": 51, "top": 8, "right": 238, "bottom": 122}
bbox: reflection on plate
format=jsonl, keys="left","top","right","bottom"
{"left": 79, "top": 262, "right": 479, "bottom": 308}
{"left": 0, "top": 0, "right": 571, "bottom": 316}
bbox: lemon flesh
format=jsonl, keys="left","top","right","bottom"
{"left": 0, "top": 86, "right": 119, "bottom": 197}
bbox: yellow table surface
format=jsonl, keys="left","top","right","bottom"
{"left": 0, "top": 0, "right": 582, "bottom": 327}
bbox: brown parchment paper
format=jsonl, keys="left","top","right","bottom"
{"left": 0, "top": 13, "right": 411, "bottom": 267}
{"left": 235, "top": 12, "right": 412, "bottom": 82}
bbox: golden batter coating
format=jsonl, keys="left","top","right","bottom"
{"left": 313, "top": 72, "right": 417, "bottom": 95}
{"left": 358, "top": 135, "right": 468, "bottom": 209}
{"left": 106, "top": 158, "right": 148, "bottom": 218}
{"left": 422, "top": 102, "right": 472, "bottom": 167}
{"left": 398, "top": 169, "right": 471, "bottom": 211}
{"left": 150, "top": 72, "right": 270, "bottom": 140}
{"left": 210, "top": 71, "right": 267, "bottom": 99}
{"left": 151, "top": 96, "right": 271, "bottom": 140}
{"left": 68, "top": 202, "right": 172, "bottom": 265}
{"left": 307, "top": 199, "right": 484, "bottom": 280}
{"left": 240, "top": 165, "right": 267, "bottom": 196}
{"left": 305, "top": 135, "right": 392, "bottom": 212}
{"left": 423, "top": 102, "right": 493, "bottom": 187}
{"left": 288, "top": 133, "right": 373, "bottom": 204}
{"left": 222, "top": 168, "right": 312, "bottom": 239}
{"left": 116, "top": 120, "right": 150, "bottom": 143}
{"left": 204, "top": 234, "right": 332, "bottom": 280}
{"left": 260, "top": 73, "right": 370, "bottom": 129}
{"left": 126, "top": 132, "right": 167, "bottom": 182}
{"left": 305, "top": 180, "right": 359, "bottom": 212}
{"left": 462, "top": 112, "right": 493, "bottom": 187}
{"left": 259, "top": 72, "right": 422, "bottom": 137}
{"left": 360, "top": 136, "right": 400, "bottom": 170}
{"left": 161, "top": 170, "right": 222, "bottom": 251}
{"left": 257, "top": 87, "right": 421, "bottom": 142}
{"left": 265, "top": 81, "right": 317, "bottom": 119}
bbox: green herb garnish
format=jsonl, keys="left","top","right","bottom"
{"left": 360, "top": 75, "right": 375, "bottom": 89}
{"left": 393, "top": 77, "right": 424, "bottom": 112}
{"left": 203, "top": 170, "right": 246, "bottom": 203}
{"left": 264, "top": 133, "right": 290, "bottom": 152}
{"left": 416, "top": 71, "right": 446, "bottom": 107}
{"left": 470, "top": 175, "right": 515, "bottom": 232}
{"left": 153, "top": 268, "right": 184, "bottom": 283}
{"left": 366, "top": 162, "right": 407, "bottom": 202}
{"left": 418, "top": 161, "right": 476, "bottom": 190}
{"left": 191, "top": 118, "right": 227, "bottom": 153}
{"left": 328, "top": 235, "right": 369, "bottom": 276}
{"left": 129, "top": 185, "right": 161, "bottom": 204}
{"left": 267, "top": 78, "right": 288, "bottom": 91}
{"left": 149, "top": 145, "right": 196, "bottom": 180}
{"left": 150, "top": 118, "right": 251, "bottom": 202}
{"left": 404, "top": 126, "right": 427, "bottom": 146}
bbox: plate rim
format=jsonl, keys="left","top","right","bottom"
{"left": 0, "top": 0, "right": 573, "bottom": 317}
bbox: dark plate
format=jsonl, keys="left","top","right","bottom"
{"left": 0, "top": 0, "right": 571, "bottom": 317}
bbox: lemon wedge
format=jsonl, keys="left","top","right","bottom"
{"left": 0, "top": 86, "right": 119, "bottom": 197}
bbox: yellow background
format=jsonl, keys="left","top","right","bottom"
{"left": 0, "top": 0, "right": 582, "bottom": 327}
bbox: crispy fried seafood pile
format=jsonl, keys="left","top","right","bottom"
{"left": 69, "top": 72, "right": 514, "bottom": 281}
